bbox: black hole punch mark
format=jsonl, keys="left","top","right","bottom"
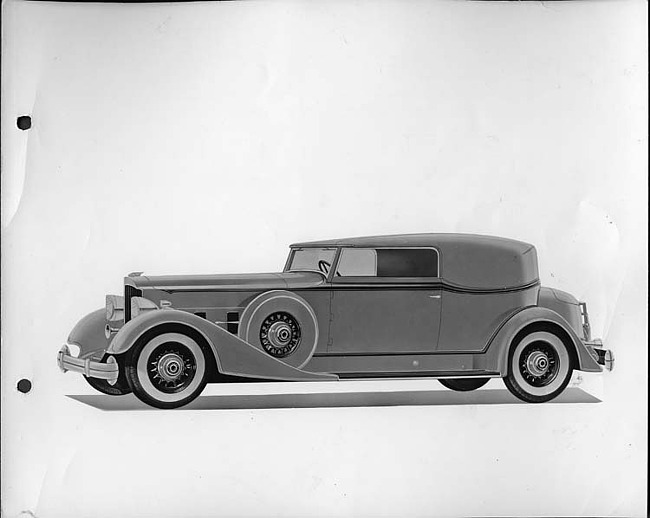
{"left": 17, "top": 378, "right": 32, "bottom": 394}
{"left": 17, "top": 116, "right": 32, "bottom": 131}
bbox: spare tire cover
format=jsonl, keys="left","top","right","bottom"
{"left": 238, "top": 290, "right": 319, "bottom": 369}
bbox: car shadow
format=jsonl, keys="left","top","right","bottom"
{"left": 67, "top": 387, "right": 601, "bottom": 411}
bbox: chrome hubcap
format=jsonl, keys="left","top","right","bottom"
{"left": 157, "top": 353, "right": 185, "bottom": 382}
{"left": 147, "top": 342, "right": 196, "bottom": 394}
{"left": 267, "top": 322, "right": 293, "bottom": 347}
{"left": 519, "top": 341, "right": 559, "bottom": 387}
{"left": 260, "top": 312, "right": 301, "bottom": 358}
{"left": 526, "top": 350, "right": 550, "bottom": 377}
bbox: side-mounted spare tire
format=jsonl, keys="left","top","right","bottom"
{"left": 238, "top": 290, "right": 319, "bottom": 369}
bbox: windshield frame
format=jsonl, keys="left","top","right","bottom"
{"left": 284, "top": 246, "right": 340, "bottom": 278}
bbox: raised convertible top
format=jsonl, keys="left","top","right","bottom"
{"left": 290, "top": 233, "right": 539, "bottom": 290}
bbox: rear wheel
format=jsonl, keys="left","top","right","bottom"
{"left": 503, "top": 330, "right": 573, "bottom": 403}
{"left": 125, "top": 331, "right": 209, "bottom": 409}
{"left": 438, "top": 378, "right": 490, "bottom": 392}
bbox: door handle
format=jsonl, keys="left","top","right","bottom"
{"left": 429, "top": 295, "right": 441, "bottom": 299}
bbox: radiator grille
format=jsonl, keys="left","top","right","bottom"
{"left": 124, "top": 285, "right": 142, "bottom": 322}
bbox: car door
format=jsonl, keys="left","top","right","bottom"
{"left": 328, "top": 247, "right": 441, "bottom": 354}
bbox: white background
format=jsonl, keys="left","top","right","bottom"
{"left": 1, "top": 0, "right": 647, "bottom": 516}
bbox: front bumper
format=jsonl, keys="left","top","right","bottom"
{"left": 57, "top": 345, "right": 119, "bottom": 384}
{"left": 585, "top": 339, "right": 615, "bottom": 372}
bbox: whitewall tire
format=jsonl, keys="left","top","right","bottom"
{"left": 503, "top": 330, "right": 573, "bottom": 403}
{"left": 126, "top": 332, "right": 209, "bottom": 409}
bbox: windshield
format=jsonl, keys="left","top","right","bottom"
{"left": 286, "top": 247, "right": 337, "bottom": 275}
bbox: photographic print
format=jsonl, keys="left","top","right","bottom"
{"left": 1, "top": 0, "right": 647, "bottom": 516}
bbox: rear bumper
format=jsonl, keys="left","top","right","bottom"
{"left": 585, "top": 339, "right": 614, "bottom": 372}
{"left": 57, "top": 345, "right": 119, "bottom": 384}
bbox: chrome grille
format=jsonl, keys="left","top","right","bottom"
{"left": 124, "top": 285, "right": 142, "bottom": 322}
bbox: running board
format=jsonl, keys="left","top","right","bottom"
{"left": 336, "top": 371, "right": 501, "bottom": 380}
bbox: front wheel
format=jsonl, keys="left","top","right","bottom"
{"left": 84, "top": 354, "right": 132, "bottom": 396}
{"left": 503, "top": 330, "right": 573, "bottom": 403}
{"left": 125, "top": 332, "right": 209, "bottom": 409}
{"left": 438, "top": 378, "right": 490, "bottom": 392}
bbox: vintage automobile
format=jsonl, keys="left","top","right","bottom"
{"left": 57, "top": 234, "right": 614, "bottom": 409}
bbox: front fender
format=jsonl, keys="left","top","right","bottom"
{"left": 485, "top": 306, "right": 602, "bottom": 375}
{"left": 106, "top": 309, "right": 337, "bottom": 382}
{"left": 67, "top": 308, "right": 108, "bottom": 358}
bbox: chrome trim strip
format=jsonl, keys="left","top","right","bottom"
{"left": 157, "top": 280, "right": 540, "bottom": 295}
{"left": 327, "top": 247, "right": 343, "bottom": 282}
{"left": 313, "top": 351, "right": 480, "bottom": 357}
{"left": 328, "top": 279, "right": 539, "bottom": 294}
{"left": 283, "top": 249, "right": 295, "bottom": 273}
{"left": 331, "top": 245, "right": 441, "bottom": 279}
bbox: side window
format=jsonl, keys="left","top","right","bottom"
{"left": 376, "top": 248, "right": 438, "bottom": 277}
{"left": 336, "top": 248, "right": 377, "bottom": 276}
{"left": 335, "top": 248, "right": 439, "bottom": 277}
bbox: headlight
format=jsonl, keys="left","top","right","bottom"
{"left": 106, "top": 295, "right": 125, "bottom": 321}
{"left": 130, "top": 296, "right": 159, "bottom": 319}
{"left": 66, "top": 343, "right": 81, "bottom": 357}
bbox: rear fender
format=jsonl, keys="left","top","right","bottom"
{"left": 486, "top": 306, "right": 602, "bottom": 375}
{"left": 106, "top": 309, "right": 337, "bottom": 382}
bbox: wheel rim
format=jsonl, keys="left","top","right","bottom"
{"left": 260, "top": 312, "right": 301, "bottom": 358}
{"left": 147, "top": 343, "right": 197, "bottom": 394}
{"left": 519, "top": 341, "right": 559, "bottom": 387}
{"left": 511, "top": 331, "right": 570, "bottom": 398}
{"left": 136, "top": 333, "right": 206, "bottom": 404}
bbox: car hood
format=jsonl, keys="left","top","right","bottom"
{"left": 127, "top": 271, "right": 326, "bottom": 291}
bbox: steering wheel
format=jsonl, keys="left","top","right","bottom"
{"left": 317, "top": 260, "right": 342, "bottom": 277}
{"left": 318, "top": 260, "right": 331, "bottom": 275}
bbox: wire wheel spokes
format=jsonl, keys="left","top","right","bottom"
{"left": 259, "top": 312, "right": 302, "bottom": 358}
{"left": 147, "top": 342, "right": 197, "bottom": 394}
{"left": 519, "top": 341, "right": 560, "bottom": 387}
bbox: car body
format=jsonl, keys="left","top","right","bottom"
{"left": 58, "top": 233, "right": 614, "bottom": 408}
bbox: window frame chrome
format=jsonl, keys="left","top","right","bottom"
{"left": 331, "top": 246, "right": 441, "bottom": 281}
{"left": 284, "top": 246, "right": 339, "bottom": 278}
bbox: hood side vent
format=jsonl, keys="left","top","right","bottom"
{"left": 227, "top": 312, "right": 239, "bottom": 334}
